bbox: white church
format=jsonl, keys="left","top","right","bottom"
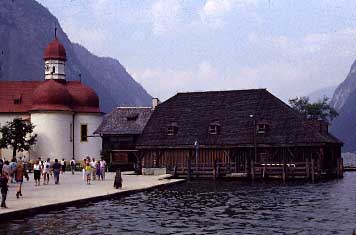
{"left": 0, "top": 35, "right": 102, "bottom": 161}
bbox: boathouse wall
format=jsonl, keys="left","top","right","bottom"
{"left": 140, "top": 144, "right": 342, "bottom": 180}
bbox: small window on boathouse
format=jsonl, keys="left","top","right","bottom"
{"left": 209, "top": 121, "right": 221, "bottom": 135}
{"left": 257, "top": 122, "right": 269, "bottom": 134}
{"left": 167, "top": 122, "right": 178, "bottom": 136}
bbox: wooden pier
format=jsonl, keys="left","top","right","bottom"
{"left": 168, "top": 159, "right": 343, "bottom": 182}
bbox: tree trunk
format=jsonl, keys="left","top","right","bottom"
{"left": 12, "top": 146, "right": 17, "bottom": 159}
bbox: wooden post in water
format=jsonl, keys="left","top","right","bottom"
{"left": 340, "top": 158, "right": 344, "bottom": 178}
{"left": 244, "top": 157, "right": 248, "bottom": 174}
{"left": 262, "top": 165, "right": 266, "bottom": 179}
{"left": 317, "top": 158, "right": 321, "bottom": 180}
{"left": 187, "top": 159, "right": 191, "bottom": 180}
{"left": 311, "top": 158, "right": 315, "bottom": 183}
{"left": 173, "top": 165, "right": 177, "bottom": 177}
{"left": 213, "top": 160, "right": 217, "bottom": 180}
{"left": 282, "top": 163, "right": 287, "bottom": 183}
{"left": 217, "top": 161, "right": 220, "bottom": 178}
{"left": 250, "top": 159, "right": 255, "bottom": 180}
{"left": 336, "top": 158, "right": 340, "bottom": 178}
{"left": 306, "top": 158, "right": 310, "bottom": 180}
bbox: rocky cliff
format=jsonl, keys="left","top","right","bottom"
{"left": 330, "top": 60, "right": 356, "bottom": 151}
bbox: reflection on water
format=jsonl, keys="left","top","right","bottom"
{"left": 1, "top": 173, "right": 356, "bottom": 234}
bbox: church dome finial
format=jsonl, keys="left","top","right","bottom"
{"left": 43, "top": 30, "right": 66, "bottom": 61}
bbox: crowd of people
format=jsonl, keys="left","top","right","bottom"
{"left": 0, "top": 155, "right": 121, "bottom": 209}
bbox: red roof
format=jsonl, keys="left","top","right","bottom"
{"left": 0, "top": 81, "right": 100, "bottom": 113}
{"left": 43, "top": 38, "right": 66, "bottom": 61}
{"left": 31, "top": 80, "right": 73, "bottom": 112}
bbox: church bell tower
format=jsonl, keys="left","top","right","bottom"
{"left": 43, "top": 28, "right": 67, "bottom": 81}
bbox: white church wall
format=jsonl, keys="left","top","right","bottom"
{"left": 74, "top": 113, "right": 102, "bottom": 161}
{"left": 31, "top": 112, "right": 73, "bottom": 161}
{"left": 0, "top": 114, "right": 30, "bottom": 161}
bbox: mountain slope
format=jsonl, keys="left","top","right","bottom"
{"left": 330, "top": 60, "right": 356, "bottom": 151}
{"left": 72, "top": 44, "right": 151, "bottom": 107}
{"left": 0, "top": 0, "right": 151, "bottom": 113}
{"left": 307, "top": 86, "right": 336, "bottom": 103}
{"left": 330, "top": 60, "right": 356, "bottom": 111}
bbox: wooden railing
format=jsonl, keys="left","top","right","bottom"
{"left": 165, "top": 160, "right": 341, "bottom": 181}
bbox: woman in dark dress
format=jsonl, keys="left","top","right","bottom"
{"left": 114, "top": 169, "right": 122, "bottom": 189}
{"left": 15, "top": 161, "right": 24, "bottom": 198}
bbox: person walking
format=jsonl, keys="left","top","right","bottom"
{"left": 91, "top": 158, "right": 96, "bottom": 181}
{"left": 0, "top": 159, "right": 3, "bottom": 174}
{"left": 52, "top": 159, "right": 61, "bottom": 184}
{"left": 100, "top": 158, "right": 107, "bottom": 181}
{"left": 70, "top": 158, "right": 76, "bottom": 175}
{"left": 9, "top": 158, "right": 17, "bottom": 183}
{"left": 114, "top": 169, "right": 122, "bottom": 189}
{"left": 82, "top": 158, "right": 87, "bottom": 181}
{"left": 43, "top": 158, "right": 51, "bottom": 185}
{"left": 40, "top": 159, "right": 44, "bottom": 174}
{"left": 2, "top": 161, "right": 10, "bottom": 177}
{"left": 23, "top": 158, "right": 29, "bottom": 181}
{"left": 96, "top": 160, "right": 101, "bottom": 181}
{"left": 0, "top": 171, "right": 9, "bottom": 208}
{"left": 84, "top": 161, "right": 91, "bottom": 185}
{"left": 15, "top": 161, "right": 24, "bottom": 199}
{"left": 33, "top": 160, "right": 41, "bottom": 186}
{"left": 61, "top": 159, "right": 66, "bottom": 174}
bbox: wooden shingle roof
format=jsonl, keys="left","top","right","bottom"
{"left": 94, "top": 107, "right": 153, "bottom": 135}
{"left": 136, "top": 89, "right": 342, "bottom": 148}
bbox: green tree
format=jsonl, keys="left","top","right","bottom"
{"left": 289, "top": 96, "right": 338, "bottom": 122}
{"left": 0, "top": 118, "right": 37, "bottom": 158}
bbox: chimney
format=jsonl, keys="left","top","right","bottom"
{"left": 152, "top": 98, "right": 160, "bottom": 110}
{"left": 305, "top": 119, "right": 329, "bottom": 134}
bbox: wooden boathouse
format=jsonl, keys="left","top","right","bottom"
{"left": 95, "top": 107, "right": 153, "bottom": 171}
{"left": 136, "top": 89, "right": 343, "bottom": 181}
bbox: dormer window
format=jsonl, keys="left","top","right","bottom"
{"left": 14, "top": 98, "right": 21, "bottom": 104}
{"left": 257, "top": 122, "right": 269, "bottom": 134}
{"left": 209, "top": 121, "right": 220, "bottom": 135}
{"left": 13, "top": 95, "right": 22, "bottom": 105}
{"left": 127, "top": 113, "right": 139, "bottom": 121}
{"left": 167, "top": 122, "right": 178, "bottom": 136}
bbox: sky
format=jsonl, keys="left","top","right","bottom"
{"left": 36, "top": 0, "right": 356, "bottom": 101}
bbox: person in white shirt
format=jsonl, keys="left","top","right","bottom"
{"left": 100, "top": 158, "right": 107, "bottom": 180}
{"left": 60, "top": 159, "right": 66, "bottom": 174}
{"left": 33, "top": 160, "right": 41, "bottom": 186}
{"left": 91, "top": 158, "right": 97, "bottom": 180}
{"left": 43, "top": 158, "right": 51, "bottom": 185}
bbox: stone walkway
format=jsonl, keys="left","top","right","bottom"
{"left": 0, "top": 171, "right": 184, "bottom": 216}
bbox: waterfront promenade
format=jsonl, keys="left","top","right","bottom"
{"left": 0, "top": 172, "right": 184, "bottom": 217}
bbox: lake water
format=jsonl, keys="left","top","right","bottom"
{"left": 1, "top": 173, "right": 356, "bottom": 235}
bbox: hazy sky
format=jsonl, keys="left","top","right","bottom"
{"left": 37, "top": 0, "right": 356, "bottom": 101}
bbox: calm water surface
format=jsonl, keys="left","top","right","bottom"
{"left": 1, "top": 172, "right": 356, "bottom": 235}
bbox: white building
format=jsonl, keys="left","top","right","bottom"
{"left": 0, "top": 36, "right": 102, "bottom": 161}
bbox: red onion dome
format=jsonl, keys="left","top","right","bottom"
{"left": 43, "top": 38, "right": 66, "bottom": 61}
{"left": 31, "top": 80, "right": 72, "bottom": 111}
{"left": 67, "top": 82, "right": 100, "bottom": 113}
